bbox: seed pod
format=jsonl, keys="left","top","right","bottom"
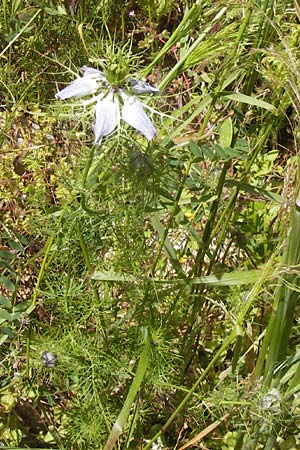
{"left": 41, "top": 351, "right": 57, "bottom": 368}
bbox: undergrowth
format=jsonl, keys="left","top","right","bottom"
{"left": 1, "top": 1, "right": 300, "bottom": 449}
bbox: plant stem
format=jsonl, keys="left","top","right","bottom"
{"left": 254, "top": 185, "right": 300, "bottom": 386}
{"left": 104, "top": 331, "right": 151, "bottom": 450}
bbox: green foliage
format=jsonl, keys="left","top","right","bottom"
{"left": 1, "top": 0, "right": 300, "bottom": 449}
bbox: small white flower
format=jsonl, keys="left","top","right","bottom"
{"left": 55, "top": 66, "right": 158, "bottom": 142}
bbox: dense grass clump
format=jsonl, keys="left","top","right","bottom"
{"left": 1, "top": 1, "right": 300, "bottom": 449}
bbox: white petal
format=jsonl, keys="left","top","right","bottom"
{"left": 94, "top": 93, "right": 119, "bottom": 143}
{"left": 121, "top": 94, "right": 156, "bottom": 140}
{"left": 82, "top": 66, "right": 107, "bottom": 83}
{"left": 129, "top": 78, "right": 159, "bottom": 95}
{"left": 55, "top": 76, "right": 99, "bottom": 100}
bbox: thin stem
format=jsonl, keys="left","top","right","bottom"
{"left": 191, "top": 160, "right": 230, "bottom": 277}
{"left": 142, "top": 1, "right": 203, "bottom": 78}
{"left": 104, "top": 332, "right": 151, "bottom": 450}
{"left": 0, "top": 9, "right": 41, "bottom": 58}
{"left": 151, "top": 240, "right": 279, "bottom": 448}
{"left": 158, "top": 7, "right": 227, "bottom": 92}
{"left": 25, "top": 207, "right": 67, "bottom": 378}
{"left": 254, "top": 187, "right": 300, "bottom": 387}
{"left": 2, "top": 0, "right": 7, "bottom": 33}
{"left": 80, "top": 143, "right": 112, "bottom": 214}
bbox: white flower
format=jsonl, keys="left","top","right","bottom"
{"left": 55, "top": 66, "right": 158, "bottom": 142}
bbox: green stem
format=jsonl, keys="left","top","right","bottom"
{"left": 2, "top": 0, "right": 7, "bottom": 33}
{"left": 157, "top": 7, "right": 227, "bottom": 92}
{"left": 205, "top": 121, "right": 272, "bottom": 274}
{"left": 192, "top": 160, "right": 230, "bottom": 277}
{"left": 182, "top": 121, "right": 272, "bottom": 365}
{"left": 0, "top": 9, "right": 41, "bottom": 58}
{"left": 151, "top": 91, "right": 226, "bottom": 275}
{"left": 75, "top": 223, "right": 108, "bottom": 346}
{"left": 25, "top": 207, "right": 67, "bottom": 378}
{"left": 244, "top": 0, "right": 273, "bottom": 96}
{"left": 231, "top": 4, "right": 253, "bottom": 56}
{"left": 80, "top": 144, "right": 112, "bottom": 214}
{"left": 254, "top": 186, "right": 300, "bottom": 386}
{"left": 28, "top": 209, "right": 67, "bottom": 314}
{"left": 143, "top": 1, "right": 203, "bottom": 78}
{"left": 104, "top": 332, "right": 151, "bottom": 450}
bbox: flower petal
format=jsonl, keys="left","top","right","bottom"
{"left": 82, "top": 66, "right": 107, "bottom": 83}
{"left": 121, "top": 94, "right": 156, "bottom": 140}
{"left": 129, "top": 78, "right": 159, "bottom": 95}
{"left": 94, "top": 92, "right": 119, "bottom": 143}
{"left": 55, "top": 76, "right": 99, "bottom": 100}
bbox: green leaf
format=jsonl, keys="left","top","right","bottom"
{"left": 187, "top": 270, "right": 264, "bottom": 286}
{"left": 214, "top": 144, "right": 227, "bottom": 159}
{"left": 7, "top": 239, "right": 23, "bottom": 252}
{"left": 221, "top": 92, "right": 277, "bottom": 112}
{"left": 0, "top": 276, "right": 15, "bottom": 291}
{"left": 92, "top": 270, "right": 136, "bottom": 282}
{"left": 221, "top": 69, "right": 243, "bottom": 90}
{"left": 0, "top": 260, "right": 16, "bottom": 273}
{"left": 0, "top": 334, "right": 9, "bottom": 346}
{"left": 151, "top": 215, "right": 184, "bottom": 275}
{"left": 219, "top": 117, "right": 233, "bottom": 148}
{"left": 169, "top": 95, "right": 212, "bottom": 138}
{"left": 2, "top": 326, "right": 14, "bottom": 337}
{"left": 14, "top": 301, "right": 30, "bottom": 312}
{"left": 225, "top": 180, "right": 282, "bottom": 203}
{"left": 16, "top": 232, "right": 29, "bottom": 245}
{"left": 202, "top": 145, "right": 215, "bottom": 160}
{"left": 0, "top": 249, "right": 14, "bottom": 260}
{"left": 0, "top": 295, "right": 12, "bottom": 308}
{"left": 92, "top": 269, "right": 264, "bottom": 286}
{"left": 0, "top": 309, "right": 22, "bottom": 321}
{"left": 44, "top": 5, "right": 67, "bottom": 15}
{"left": 189, "top": 141, "right": 203, "bottom": 158}
{"left": 223, "top": 147, "right": 244, "bottom": 159}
